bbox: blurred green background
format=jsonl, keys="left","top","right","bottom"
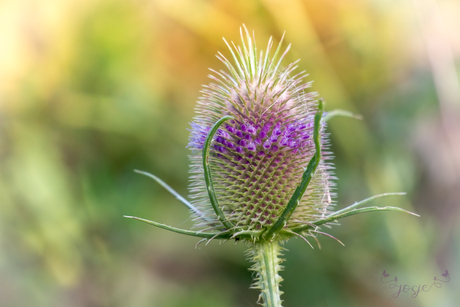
{"left": 1, "top": 0, "right": 459, "bottom": 306}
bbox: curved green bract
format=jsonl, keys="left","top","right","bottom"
{"left": 133, "top": 169, "right": 203, "bottom": 217}
{"left": 124, "top": 215, "right": 233, "bottom": 239}
{"left": 322, "top": 109, "right": 362, "bottom": 122}
{"left": 203, "top": 115, "right": 235, "bottom": 230}
{"left": 263, "top": 99, "right": 324, "bottom": 241}
{"left": 291, "top": 206, "right": 420, "bottom": 233}
{"left": 330, "top": 192, "right": 406, "bottom": 217}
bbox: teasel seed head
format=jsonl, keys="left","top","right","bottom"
{"left": 187, "top": 26, "right": 336, "bottom": 239}
{"left": 125, "top": 25, "right": 419, "bottom": 307}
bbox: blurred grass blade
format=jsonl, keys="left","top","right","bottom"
{"left": 124, "top": 216, "right": 231, "bottom": 239}
{"left": 202, "top": 116, "right": 235, "bottom": 230}
{"left": 323, "top": 109, "right": 362, "bottom": 122}
{"left": 134, "top": 169, "right": 203, "bottom": 217}
{"left": 264, "top": 99, "right": 323, "bottom": 240}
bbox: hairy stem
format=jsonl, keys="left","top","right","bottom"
{"left": 248, "top": 241, "right": 284, "bottom": 307}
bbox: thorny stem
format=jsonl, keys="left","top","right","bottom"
{"left": 249, "top": 240, "right": 284, "bottom": 307}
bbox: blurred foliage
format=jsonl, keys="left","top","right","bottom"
{"left": 0, "top": 0, "right": 459, "bottom": 306}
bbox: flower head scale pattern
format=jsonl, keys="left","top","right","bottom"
{"left": 187, "top": 27, "right": 335, "bottom": 237}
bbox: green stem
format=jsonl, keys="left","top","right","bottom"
{"left": 249, "top": 241, "right": 284, "bottom": 307}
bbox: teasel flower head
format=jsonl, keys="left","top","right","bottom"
{"left": 126, "top": 25, "right": 419, "bottom": 307}
{"left": 187, "top": 27, "right": 334, "bottom": 241}
{"left": 126, "top": 26, "right": 418, "bottom": 245}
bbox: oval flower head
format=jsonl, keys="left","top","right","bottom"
{"left": 188, "top": 28, "right": 333, "bottom": 241}
{"left": 126, "top": 26, "right": 419, "bottom": 307}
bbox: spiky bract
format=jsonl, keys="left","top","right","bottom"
{"left": 188, "top": 28, "right": 336, "bottom": 236}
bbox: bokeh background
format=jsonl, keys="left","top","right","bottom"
{"left": 1, "top": 0, "right": 459, "bottom": 306}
